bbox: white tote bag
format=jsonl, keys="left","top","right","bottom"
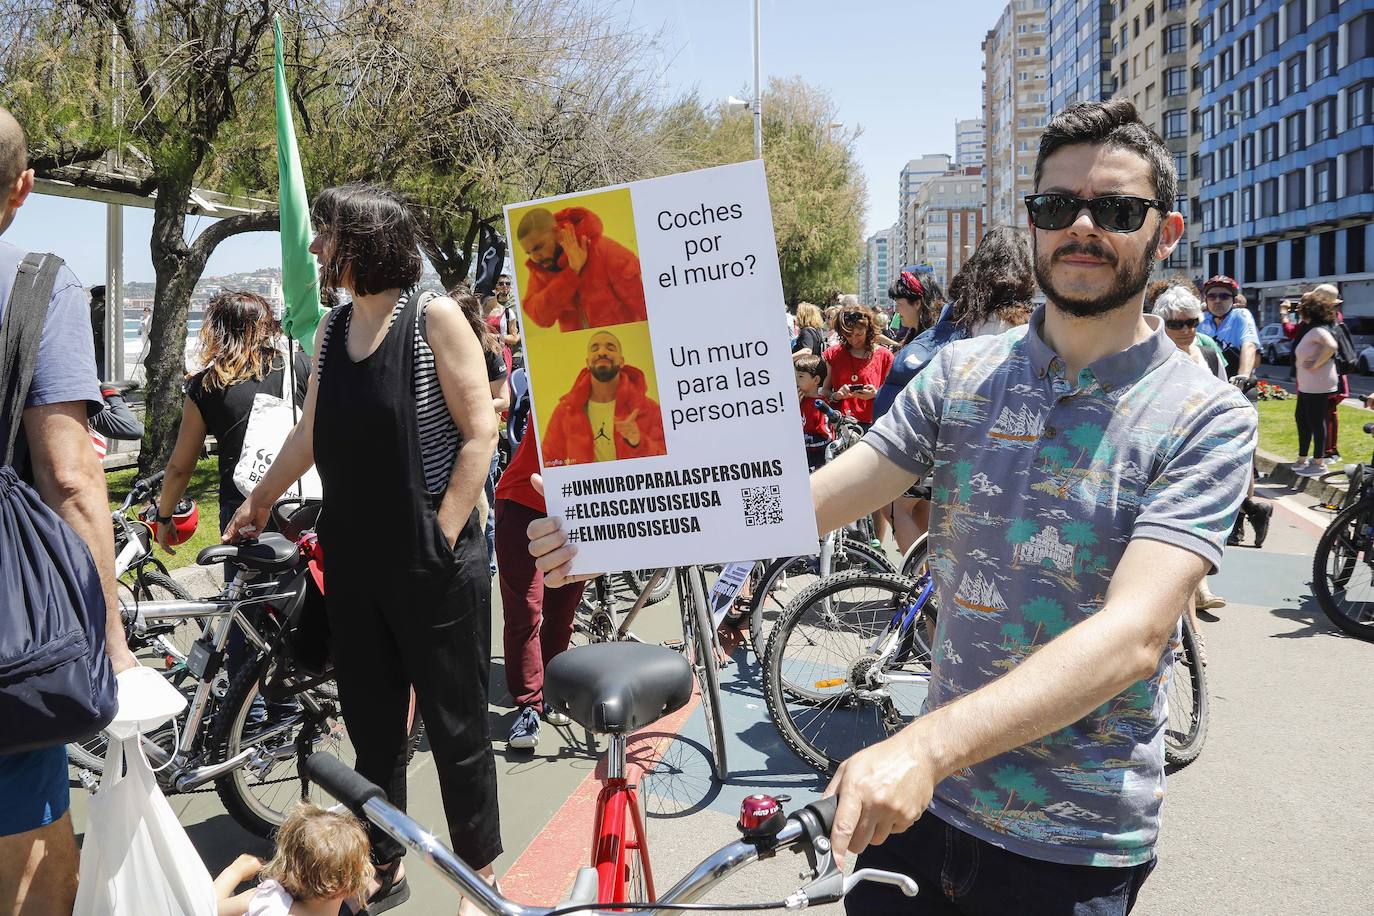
{"left": 73, "top": 735, "right": 218, "bottom": 916}
{"left": 233, "top": 346, "right": 322, "bottom": 499}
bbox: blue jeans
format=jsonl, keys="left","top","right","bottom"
{"left": 845, "top": 811, "right": 1155, "bottom": 915}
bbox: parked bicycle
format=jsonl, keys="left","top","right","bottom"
{"left": 307, "top": 644, "right": 919, "bottom": 912}
{"left": 1312, "top": 421, "right": 1374, "bottom": 642}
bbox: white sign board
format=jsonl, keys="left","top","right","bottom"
{"left": 504, "top": 161, "right": 814, "bottom": 573}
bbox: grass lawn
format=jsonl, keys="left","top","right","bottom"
{"left": 107, "top": 457, "right": 221, "bottom": 572}
{"left": 1256, "top": 397, "right": 1374, "bottom": 463}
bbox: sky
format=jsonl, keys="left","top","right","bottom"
{"left": 13, "top": 0, "right": 1008, "bottom": 287}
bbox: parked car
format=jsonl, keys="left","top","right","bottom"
{"left": 1358, "top": 344, "right": 1374, "bottom": 375}
{"left": 1259, "top": 324, "right": 1294, "bottom": 364}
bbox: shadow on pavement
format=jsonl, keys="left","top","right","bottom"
{"left": 185, "top": 813, "right": 271, "bottom": 877}
{"left": 1268, "top": 594, "right": 1350, "bottom": 640}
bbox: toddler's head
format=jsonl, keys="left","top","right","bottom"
{"left": 793, "top": 353, "right": 826, "bottom": 397}
{"left": 261, "top": 804, "right": 373, "bottom": 904}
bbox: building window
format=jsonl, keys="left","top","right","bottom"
{"left": 1261, "top": 124, "right": 1279, "bottom": 163}
{"left": 1315, "top": 38, "right": 1336, "bottom": 80}
{"left": 1284, "top": 169, "right": 1306, "bottom": 210}
{"left": 1202, "top": 63, "right": 1216, "bottom": 94}
{"left": 1220, "top": 1, "right": 1234, "bottom": 31}
{"left": 1220, "top": 146, "right": 1235, "bottom": 180}
{"left": 1351, "top": 81, "right": 1374, "bottom": 129}
{"left": 1285, "top": 54, "right": 1306, "bottom": 95}
{"left": 1313, "top": 97, "right": 1336, "bottom": 141}
{"left": 1202, "top": 107, "right": 1215, "bottom": 139}
{"left": 1351, "top": 13, "right": 1374, "bottom": 61}
{"left": 1219, "top": 194, "right": 1234, "bottom": 228}
{"left": 1200, "top": 153, "right": 1215, "bottom": 184}
{"left": 1165, "top": 0, "right": 1184, "bottom": 10}
{"left": 1260, "top": 69, "right": 1278, "bottom": 108}
{"left": 1347, "top": 148, "right": 1374, "bottom": 195}
{"left": 1163, "top": 109, "right": 1187, "bottom": 139}
{"left": 1163, "top": 23, "right": 1187, "bottom": 56}
{"left": 1165, "top": 67, "right": 1186, "bottom": 96}
{"left": 1120, "top": 25, "right": 1128, "bottom": 49}
{"left": 1286, "top": 111, "right": 1307, "bottom": 153}
{"left": 1313, "top": 160, "right": 1335, "bottom": 204}
{"left": 1350, "top": 225, "right": 1367, "bottom": 274}
{"left": 1260, "top": 15, "right": 1279, "bottom": 55}
{"left": 1190, "top": 152, "right": 1200, "bottom": 179}
{"left": 1238, "top": 33, "right": 1255, "bottom": 69}
{"left": 1284, "top": 0, "right": 1306, "bottom": 40}
{"left": 1173, "top": 152, "right": 1188, "bottom": 183}
{"left": 1133, "top": 16, "right": 1140, "bottom": 38}
{"left": 1219, "top": 48, "right": 1234, "bottom": 82}
{"left": 1202, "top": 201, "right": 1215, "bottom": 232}
{"left": 1241, "top": 187, "right": 1254, "bottom": 224}
{"left": 1239, "top": 85, "right": 1255, "bottom": 118}
{"left": 1241, "top": 136, "right": 1255, "bottom": 171}
{"left": 1290, "top": 237, "right": 1306, "bottom": 279}
{"left": 1259, "top": 178, "right": 1279, "bottom": 217}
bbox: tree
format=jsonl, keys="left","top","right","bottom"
{"left": 693, "top": 77, "right": 865, "bottom": 305}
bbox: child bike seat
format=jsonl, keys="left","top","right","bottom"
{"left": 544, "top": 642, "right": 693, "bottom": 734}
{"left": 197, "top": 532, "right": 299, "bottom": 574}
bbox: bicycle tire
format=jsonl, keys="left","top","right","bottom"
{"left": 1163, "top": 616, "right": 1209, "bottom": 767}
{"left": 746, "top": 538, "right": 893, "bottom": 664}
{"left": 898, "top": 534, "right": 930, "bottom": 581}
{"left": 682, "top": 567, "right": 729, "bottom": 782}
{"left": 764, "top": 570, "right": 932, "bottom": 774}
{"left": 619, "top": 569, "right": 673, "bottom": 606}
{"left": 1312, "top": 498, "right": 1374, "bottom": 642}
{"left": 69, "top": 569, "right": 202, "bottom": 775}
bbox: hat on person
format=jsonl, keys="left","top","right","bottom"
{"left": 1202, "top": 275, "right": 1239, "bottom": 294}
{"left": 1307, "top": 282, "right": 1342, "bottom": 306}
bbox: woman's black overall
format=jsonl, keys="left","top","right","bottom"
{"left": 313, "top": 296, "right": 502, "bottom": 868}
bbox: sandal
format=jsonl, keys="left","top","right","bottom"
{"left": 364, "top": 861, "right": 410, "bottom": 914}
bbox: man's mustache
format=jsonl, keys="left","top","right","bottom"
{"left": 1053, "top": 241, "right": 1117, "bottom": 265}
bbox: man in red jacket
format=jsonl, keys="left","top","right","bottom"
{"left": 517, "top": 206, "right": 648, "bottom": 331}
{"left": 543, "top": 331, "right": 666, "bottom": 466}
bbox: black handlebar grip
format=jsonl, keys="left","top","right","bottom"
{"left": 804, "top": 795, "right": 839, "bottom": 835}
{"left": 305, "top": 753, "right": 385, "bottom": 814}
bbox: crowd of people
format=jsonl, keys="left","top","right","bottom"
{"left": 0, "top": 93, "right": 1354, "bottom": 916}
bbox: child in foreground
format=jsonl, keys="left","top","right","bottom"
{"left": 214, "top": 804, "right": 373, "bottom": 916}
{"left": 794, "top": 352, "right": 831, "bottom": 471}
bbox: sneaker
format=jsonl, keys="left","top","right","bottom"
{"left": 1291, "top": 457, "right": 1312, "bottom": 475}
{"left": 1247, "top": 500, "right": 1273, "bottom": 549}
{"left": 508, "top": 706, "right": 540, "bottom": 749}
{"left": 544, "top": 707, "right": 571, "bottom": 727}
{"left": 1296, "top": 459, "right": 1326, "bottom": 477}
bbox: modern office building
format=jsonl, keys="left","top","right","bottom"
{"left": 1047, "top": 0, "right": 1115, "bottom": 112}
{"left": 983, "top": 0, "right": 1050, "bottom": 232}
{"left": 908, "top": 166, "right": 988, "bottom": 288}
{"left": 956, "top": 118, "right": 988, "bottom": 167}
{"left": 858, "top": 226, "right": 895, "bottom": 306}
{"left": 1110, "top": 0, "right": 1200, "bottom": 275}
{"left": 1196, "top": 0, "right": 1374, "bottom": 321}
{"left": 895, "top": 154, "right": 954, "bottom": 266}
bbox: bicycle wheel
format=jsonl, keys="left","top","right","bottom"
{"left": 126, "top": 567, "right": 204, "bottom": 660}
{"left": 1163, "top": 616, "right": 1209, "bottom": 767}
{"left": 1312, "top": 498, "right": 1374, "bottom": 642}
{"left": 681, "top": 567, "right": 728, "bottom": 782}
{"left": 747, "top": 538, "right": 892, "bottom": 664}
{"left": 619, "top": 569, "right": 673, "bottom": 606}
{"left": 764, "top": 571, "right": 932, "bottom": 774}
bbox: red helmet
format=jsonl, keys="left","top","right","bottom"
{"left": 1203, "top": 275, "right": 1239, "bottom": 294}
{"left": 141, "top": 499, "right": 199, "bottom": 546}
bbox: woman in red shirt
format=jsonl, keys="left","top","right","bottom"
{"left": 821, "top": 305, "right": 893, "bottom": 428}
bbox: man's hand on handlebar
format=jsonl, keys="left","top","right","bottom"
{"left": 527, "top": 473, "right": 598, "bottom": 588}
{"left": 825, "top": 728, "right": 937, "bottom": 868}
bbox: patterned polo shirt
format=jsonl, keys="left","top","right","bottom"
{"left": 865, "top": 306, "right": 1256, "bottom": 867}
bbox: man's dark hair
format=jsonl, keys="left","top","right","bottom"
{"left": 793, "top": 351, "right": 827, "bottom": 382}
{"left": 311, "top": 183, "right": 423, "bottom": 296}
{"left": 1034, "top": 99, "right": 1177, "bottom": 208}
{"left": 0, "top": 107, "right": 27, "bottom": 187}
{"left": 948, "top": 227, "right": 1036, "bottom": 331}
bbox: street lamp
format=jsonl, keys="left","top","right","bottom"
{"left": 726, "top": 1, "right": 764, "bottom": 160}
{"left": 1222, "top": 107, "right": 1251, "bottom": 285}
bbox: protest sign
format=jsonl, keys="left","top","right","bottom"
{"left": 504, "top": 160, "right": 815, "bottom": 573}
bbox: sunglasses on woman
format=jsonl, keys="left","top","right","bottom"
{"left": 840, "top": 310, "right": 867, "bottom": 324}
{"left": 1024, "top": 193, "right": 1168, "bottom": 233}
{"left": 1164, "top": 318, "right": 1200, "bottom": 330}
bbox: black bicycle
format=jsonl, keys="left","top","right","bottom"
{"left": 1311, "top": 421, "right": 1374, "bottom": 642}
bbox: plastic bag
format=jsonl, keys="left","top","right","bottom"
{"left": 73, "top": 735, "right": 217, "bottom": 916}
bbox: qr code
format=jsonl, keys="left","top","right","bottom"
{"left": 741, "top": 485, "right": 783, "bottom": 527}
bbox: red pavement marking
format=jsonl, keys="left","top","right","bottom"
{"left": 499, "top": 690, "right": 701, "bottom": 905}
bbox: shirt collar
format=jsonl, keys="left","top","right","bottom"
{"left": 1025, "top": 305, "right": 1176, "bottom": 391}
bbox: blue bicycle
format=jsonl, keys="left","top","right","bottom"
{"left": 763, "top": 555, "right": 936, "bottom": 774}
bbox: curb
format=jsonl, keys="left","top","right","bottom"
{"left": 1256, "top": 447, "right": 1348, "bottom": 508}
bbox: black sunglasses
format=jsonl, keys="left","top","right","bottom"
{"left": 840, "top": 310, "right": 867, "bottom": 324}
{"left": 1024, "top": 193, "right": 1168, "bottom": 233}
{"left": 1164, "top": 317, "right": 1200, "bottom": 330}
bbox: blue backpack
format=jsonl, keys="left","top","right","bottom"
{"left": 0, "top": 253, "right": 118, "bottom": 753}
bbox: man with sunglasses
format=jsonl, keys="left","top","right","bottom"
{"left": 1198, "top": 275, "right": 1260, "bottom": 383}
{"left": 529, "top": 99, "right": 1256, "bottom": 914}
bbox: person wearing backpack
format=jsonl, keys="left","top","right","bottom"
{"left": 1312, "top": 285, "right": 1354, "bottom": 462}
{"left": 1292, "top": 290, "right": 1341, "bottom": 478}
{"left": 0, "top": 106, "right": 136, "bottom": 913}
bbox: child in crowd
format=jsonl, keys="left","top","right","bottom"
{"left": 794, "top": 353, "right": 832, "bottom": 471}
{"left": 214, "top": 804, "right": 373, "bottom": 916}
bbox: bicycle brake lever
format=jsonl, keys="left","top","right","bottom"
{"left": 845, "top": 868, "right": 918, "bottom": 897}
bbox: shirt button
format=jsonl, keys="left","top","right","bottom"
{"left": 1044, "top": 425, "right": 1057, "bottom": 438}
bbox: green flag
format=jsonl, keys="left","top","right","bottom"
{"left": 274, "top": 15, "right": 325, "bottom": 355}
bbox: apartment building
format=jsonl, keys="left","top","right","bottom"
{"left": 908, "top": 166, "right": 988, "bottom": 289}
{"left": 983, "top": 0, "right": 1050, "bottom": 233}
{"left": 895, "top": 154, "right": 954, "bottom": 266}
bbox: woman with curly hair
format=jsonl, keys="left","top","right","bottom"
{"left": 821, "top": 303, "right": 893, "bottom": 428}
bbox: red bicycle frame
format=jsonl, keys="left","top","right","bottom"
{"left": 590, "top": 733, "right": 655, "bottom": 905}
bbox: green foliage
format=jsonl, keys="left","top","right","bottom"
{"left": 107, "top": 457, "right": 221, "bottom": 572}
